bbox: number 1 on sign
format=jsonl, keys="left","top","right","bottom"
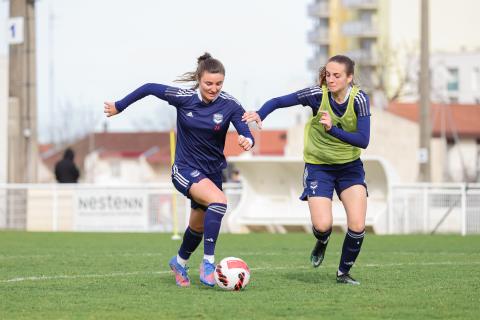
{"left": 8, "top": 17, "right": 24, "bottom": 45}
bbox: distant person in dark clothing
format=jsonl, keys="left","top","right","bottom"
{"left": 54, "top": 148, "right": 80, "bottom": 183}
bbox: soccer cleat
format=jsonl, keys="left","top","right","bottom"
{"left": 310, "top": 240, "right": 327, "bottom": 268}
{"left": 168, "top": 256, "right": 190, "bottom": 287}
{"left": 199, "top": 259, "right": 216, "bottom": 287}
{"left": 336, "top": 272, "right": 360, "bottom": 285}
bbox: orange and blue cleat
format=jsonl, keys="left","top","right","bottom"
{"left": 169, "top": 256, "right": 190, "bottom": 287}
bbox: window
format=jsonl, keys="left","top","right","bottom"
{"left": 447, "top": 68, "right": 459, "bottom": 92}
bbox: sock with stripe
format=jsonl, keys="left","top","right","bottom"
{"left": 203, "top": 202, "right": 227, "bottom": 262}
{"left": 338, "top": 228, "right": 365, "bottom": 275}
{"left": 177, "top": 226, "right": 203, "bottom": 266}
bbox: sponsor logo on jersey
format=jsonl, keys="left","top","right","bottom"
{"left": 186, "top": 111, "right": 194, "bottom": 117}
{"left": 190, "top": 170, "right": 200, "bottom": 177}
{"left": 213, "top": 113, "right": 223, "bottom": 124}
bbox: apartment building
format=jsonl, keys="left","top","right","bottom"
{"left": 307, "top": 0, "right": 480, "bottom": 102}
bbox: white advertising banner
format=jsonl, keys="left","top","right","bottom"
{"left": 74, "top": 190, "right": 148, "bottom": 231}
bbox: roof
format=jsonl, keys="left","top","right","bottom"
{"left": 40, "top": 130, "right": 288, "bottom": 171}
{"left": 41, "top": 132, "right": 171, "bottom": 170}
{"left": 387, "top": 102, "right": 480, "bottom": 139}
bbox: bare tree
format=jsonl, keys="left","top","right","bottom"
{"left": 374, "top": 41, "right": 419, "bottom": 102}
{"left": 47, "top": 98, "right": 100, "bottom": 147}
{"left": 130, "top": 102, "right": 177, "bottom": 131}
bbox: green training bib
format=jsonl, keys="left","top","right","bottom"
{"left": 303, "top": 85, "right": 361, "bottom": 164}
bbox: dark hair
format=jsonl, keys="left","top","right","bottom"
{"left": 318, "top": 55, "right": 355, "bottom": 86}
{"left": 175, "top": 52, "right": 225, "bottom": 89}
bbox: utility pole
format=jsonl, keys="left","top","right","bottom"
{"left": 8, "top": 0, "right": 38, "bottom": 183}
{"left": 418, "top": 0, "right": 431, "bottom": 182}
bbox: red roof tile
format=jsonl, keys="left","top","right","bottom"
{"left": 387, "top": 102, "right": 480, "bottom": 138}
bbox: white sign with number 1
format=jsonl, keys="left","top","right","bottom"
{"left": 8, "top": 17, "right": 24, "bottom": 45}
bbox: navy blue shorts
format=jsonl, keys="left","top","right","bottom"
{"left": 171, "top": 164, "right": 223, "bottom": 210}
{"left": 300, "top": 159, "right": 367, "bottom": 201}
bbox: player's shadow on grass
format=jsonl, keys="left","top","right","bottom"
{"left": 281, "top": 269, "right": 332, "bottom": 285}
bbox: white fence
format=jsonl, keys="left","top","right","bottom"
{"left": 0, "top": 183, "right": 242, "bottom": 233}
{"left": 389, "top": 183, "right": 480, "bottom": 235}
{"left": 1, "top": 183, "right": 479, "bottom": 235}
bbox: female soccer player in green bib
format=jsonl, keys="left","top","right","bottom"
{"left": 243, "top": 55, "right": 370, "bottom": 285}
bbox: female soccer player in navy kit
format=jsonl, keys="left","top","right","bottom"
{"left": 243, "top": 55, "right": 370, "bottom": 285}
{"left": 104, "top": 53, "right": 255, "bottom": 288}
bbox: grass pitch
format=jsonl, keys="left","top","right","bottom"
{"left": 1, "top": 232, "right": 479, "bottom": 319}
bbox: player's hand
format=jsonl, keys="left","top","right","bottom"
{"left": 242, "top": 111, "right": 262, "bottom": 130}
{"left": 319, "top": 110, "right": 332, "bottom": 131}
{"left": 238, "top": 135, "right": 252, "bottom": 151}
{"left": 104, "top": 101, "right": 119, "bottom": 117}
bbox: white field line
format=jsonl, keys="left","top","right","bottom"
{"left": 2, "top": 261, "right": 480, "bottom": 283}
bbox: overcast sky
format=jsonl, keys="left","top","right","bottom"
{"left": 1, "top": 0, "right": 313, "bottom": 143}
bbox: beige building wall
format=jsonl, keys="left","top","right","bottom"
{"left": 447, "top": 139, "right": 479, "bottom": 182}
{"left": 83, "top": 151, "right": 171, "bottom": 184}
{"left": 362, "top": 109, "right": 419, "bottom": 182}
{"left": 38, "top": 160, "right": 55, "bottom": 183}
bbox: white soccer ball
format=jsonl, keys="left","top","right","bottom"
{"left": 214, "top": 257, "right": 250, "bottom": 291}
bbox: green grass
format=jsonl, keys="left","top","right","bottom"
{"left": 1, "top": 232, "right": 479, "bottom": 319}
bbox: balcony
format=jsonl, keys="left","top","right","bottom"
{"left": 344, "top": 49, "right": 379, "bottom": 66}
{"left": 307, "top": 1, "right": 330, "bottom": 18}
{"left": 307, "top": 29, "right": 330, "bottom": 44}
{"left": 342, "top": 21, "right": 378, "bottom": 37}
{"left": 342, "top": 0, "right": 378, "bottom": 10}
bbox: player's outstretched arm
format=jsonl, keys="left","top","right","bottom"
{"left": 104, "top": 101, "right": 119, "bottom": 117}
{"left": 243, "top": 92, "right": 301, "bottom": 128}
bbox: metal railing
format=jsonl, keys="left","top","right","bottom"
{"left": 1, "top": 182, "right": 479, "bottom": 235}
{"left": 388, "top": 183, "right": 480, "bottom": 235}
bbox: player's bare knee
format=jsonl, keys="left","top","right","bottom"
{"left": 209, "top": 193, "right": 227, "bottom": 205}
{"left": 348, "top": 223, "right": 365, "bottom": 233}
{"left": 313, "top": 222, "right": 332, "bottom": 233}
{"left": 190, "top": 224, "right": 204, "bottom": 233}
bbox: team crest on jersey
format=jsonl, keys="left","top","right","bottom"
{"left": 213, "top": 113, "right": 223, "bottom": 124}
{"left": 190, "top": 170, "right": 200, "bottom": 178}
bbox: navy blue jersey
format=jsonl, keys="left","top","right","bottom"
{"left": 115, "top": 83, "right": 254, "bottom": 174}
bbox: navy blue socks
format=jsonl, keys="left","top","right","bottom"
{"left": 178, "top": 226, "right": 203, "bottom": 261}
{"left": 203, "top": 203, "right": 227, "bottom": 262}
{"left": 338, "top": 228, "right": 365, "bottom": 275}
